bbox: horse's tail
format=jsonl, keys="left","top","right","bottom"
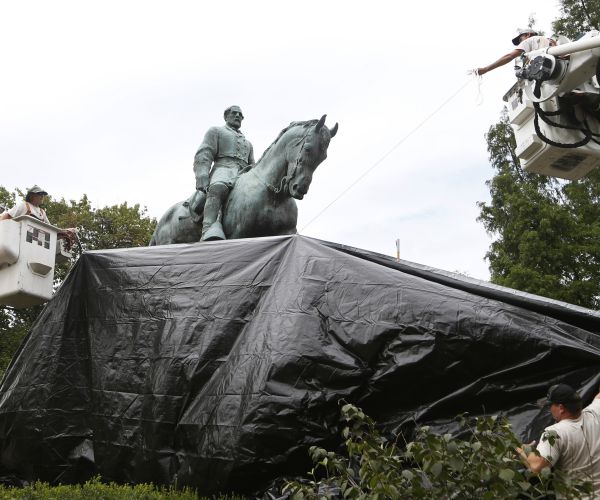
{"left": 149, "top": 230, "right": 158, "bottom": 246}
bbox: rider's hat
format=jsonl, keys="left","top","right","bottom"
{"left": 512, "top": 28, "right": 539, "bottom": 46}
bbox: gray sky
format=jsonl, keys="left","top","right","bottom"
{"left": 0, "top": 1, "right": 559, "bottom": 280}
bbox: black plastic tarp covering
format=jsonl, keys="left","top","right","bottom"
{"left": 0, "top": 234, "right": 599, "bottom": 494}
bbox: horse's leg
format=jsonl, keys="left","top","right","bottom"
{"left": 269, "top": 199, "right": 298, "bottom": 236}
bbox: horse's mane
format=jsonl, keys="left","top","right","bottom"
{"left": 255, "top": 120, "right": 318, "bottom": 165}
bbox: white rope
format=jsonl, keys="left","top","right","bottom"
{"left": 300, "top": 76, "right": 477, "bottom": 233}
{"left": 468, "top": 69, "right": 484, "bottom": 105}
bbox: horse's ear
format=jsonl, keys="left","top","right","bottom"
{"left": 330, "top": 123, "right": 338, "bottom": 138}
{"left": 316, "top": 115, "right": 327, "bottom": 132}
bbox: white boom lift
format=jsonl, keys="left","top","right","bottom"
{"left": 504, "top": 30, "right": 600, "bottom": 179}
{"left": 0, "top": 215, "right": 72, "bottom": 308}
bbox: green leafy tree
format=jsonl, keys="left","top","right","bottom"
{"left": 283, "top": 404, "right": 592, "bottom": 499}
{"left": 477, "top": 113, "right": 600, "bottom": 308}
{"left": 552, "top": 0, "right": 600, "bottom": 39}
{"left": 0, "top": 186, "right": 157, "bottom": 377}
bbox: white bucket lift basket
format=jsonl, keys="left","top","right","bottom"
{"left": 504, "top": 31, "right": 600, "bottom": 180}
{"left": 0, "top": 215, "right": 71, "bottom": 308}
{"left": 505, "top": 82, "right": 600, "bottom": 179}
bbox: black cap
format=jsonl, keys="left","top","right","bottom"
{"left": 547, "top": 384, "right": 581, "bottom": 404}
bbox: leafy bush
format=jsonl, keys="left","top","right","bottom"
{"left": 283, "top": 403, "right": 592, "bottom": 499}
{"left": 0, "top": 477, "right": 242, "bottom": 499}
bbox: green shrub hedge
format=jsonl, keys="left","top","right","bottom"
{"left": 0, "top": 477, "right": 243, "bottom": 499}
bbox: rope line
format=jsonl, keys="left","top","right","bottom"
{"left": 472, "top": 69, "right": 484, "bottom": 106}
{"left": 300, "top": 77, "right": 476, "bottom": 232}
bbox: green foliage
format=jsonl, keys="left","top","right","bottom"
{"left": 477, "top": 112, "right": 600, "bottom": 309}
{"left": 552, "top": 0, "right": 600, "bottom": 39}
{"left": 0, "top": 476, "right": 242, "bottom": 499}
{"left": 0, "top": 478, "right": 193, "bottom": 499}
{"left": 0, "top": 322, "right": 28, "bottom": 380}
{"left": 283, "top": 404, "right": 592, "bottom": 499}
{"left": 0, "top": 186, "right": 157, "bottom": 378}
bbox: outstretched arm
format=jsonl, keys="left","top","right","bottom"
{"left": 477, "top": 49, "right": 523, "bottom": 75}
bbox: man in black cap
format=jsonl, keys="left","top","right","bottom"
{"left": 517, "top": 383, "right": 600, "bottom": 493}
{"left": 475, "top": 28, "right": 556, "bottom": 76}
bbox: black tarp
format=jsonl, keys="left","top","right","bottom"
{"left": 0, "top": 234, "right": 599, "bottom": 494}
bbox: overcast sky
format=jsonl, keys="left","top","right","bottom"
{"left": 0, "top": 1, "right": 561, "bottom": 280}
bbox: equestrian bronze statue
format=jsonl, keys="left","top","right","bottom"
{"left": 150, "top": 113, "right": 337, "bottom": 245}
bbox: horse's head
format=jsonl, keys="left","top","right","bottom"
{"left": 286, "top": 115, "right": 338, "bottom": 200}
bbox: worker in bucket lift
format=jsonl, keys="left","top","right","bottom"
{"left": 0, "top": 185, "right": 77, "bottom": 248}
{"left": 475, "top": 28, "right": 556, "bottom": 76}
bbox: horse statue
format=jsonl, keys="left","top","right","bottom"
{"left": 150, "top": 115, "right": 338, "bottom": 245}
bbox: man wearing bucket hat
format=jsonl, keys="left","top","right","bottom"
{"left": 0, "top": 185, "right": 50, "bottom": 223}
{"left": 516, "top": 383, "right": 600, "bottom": 492}
{"left": 475, "top": 28, "right": 556, "bottom": 76}
{"left": 0, "top": 185, "right": 77, "bottom": 246}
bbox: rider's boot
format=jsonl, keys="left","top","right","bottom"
{"left": 201, "top": 184, "right": 228, "bottom": 241}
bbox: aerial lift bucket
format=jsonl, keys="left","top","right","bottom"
{"left": 505, "top": 30, "right": 600, "bottom": 180}
{"left": 0, "top": 215, "right": 72, "bottom": 308}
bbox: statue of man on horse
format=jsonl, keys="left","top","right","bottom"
{"left": 150, "top": 112, "right": 337, "bottom": 247}
{"left": 193, "top": 105, "right": 255, "bottom": 241}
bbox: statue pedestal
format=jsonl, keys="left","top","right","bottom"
{"left": 0, "top": 216, "right": 71, "bottom": 308}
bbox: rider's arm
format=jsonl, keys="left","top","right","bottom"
{"left": 477, "top": 49, "right": 523, "bottom": 75}
{"left": 0, "top": 212, "right": 10, "bottom": 220}
{"left": 194, "top": 127, "right": 219, "bottom": 190}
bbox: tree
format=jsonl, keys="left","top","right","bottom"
{"left": 477, "top": 2, "right": 600, "bottom": 309}
{"left": 552, "top": 0, "right": 600, "bottom": 39}
{"left": 0, "top": 186, "right": 157, "bottom": 377}
{"left": 477, "top": 113, "right": 600, "bottom": 309}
